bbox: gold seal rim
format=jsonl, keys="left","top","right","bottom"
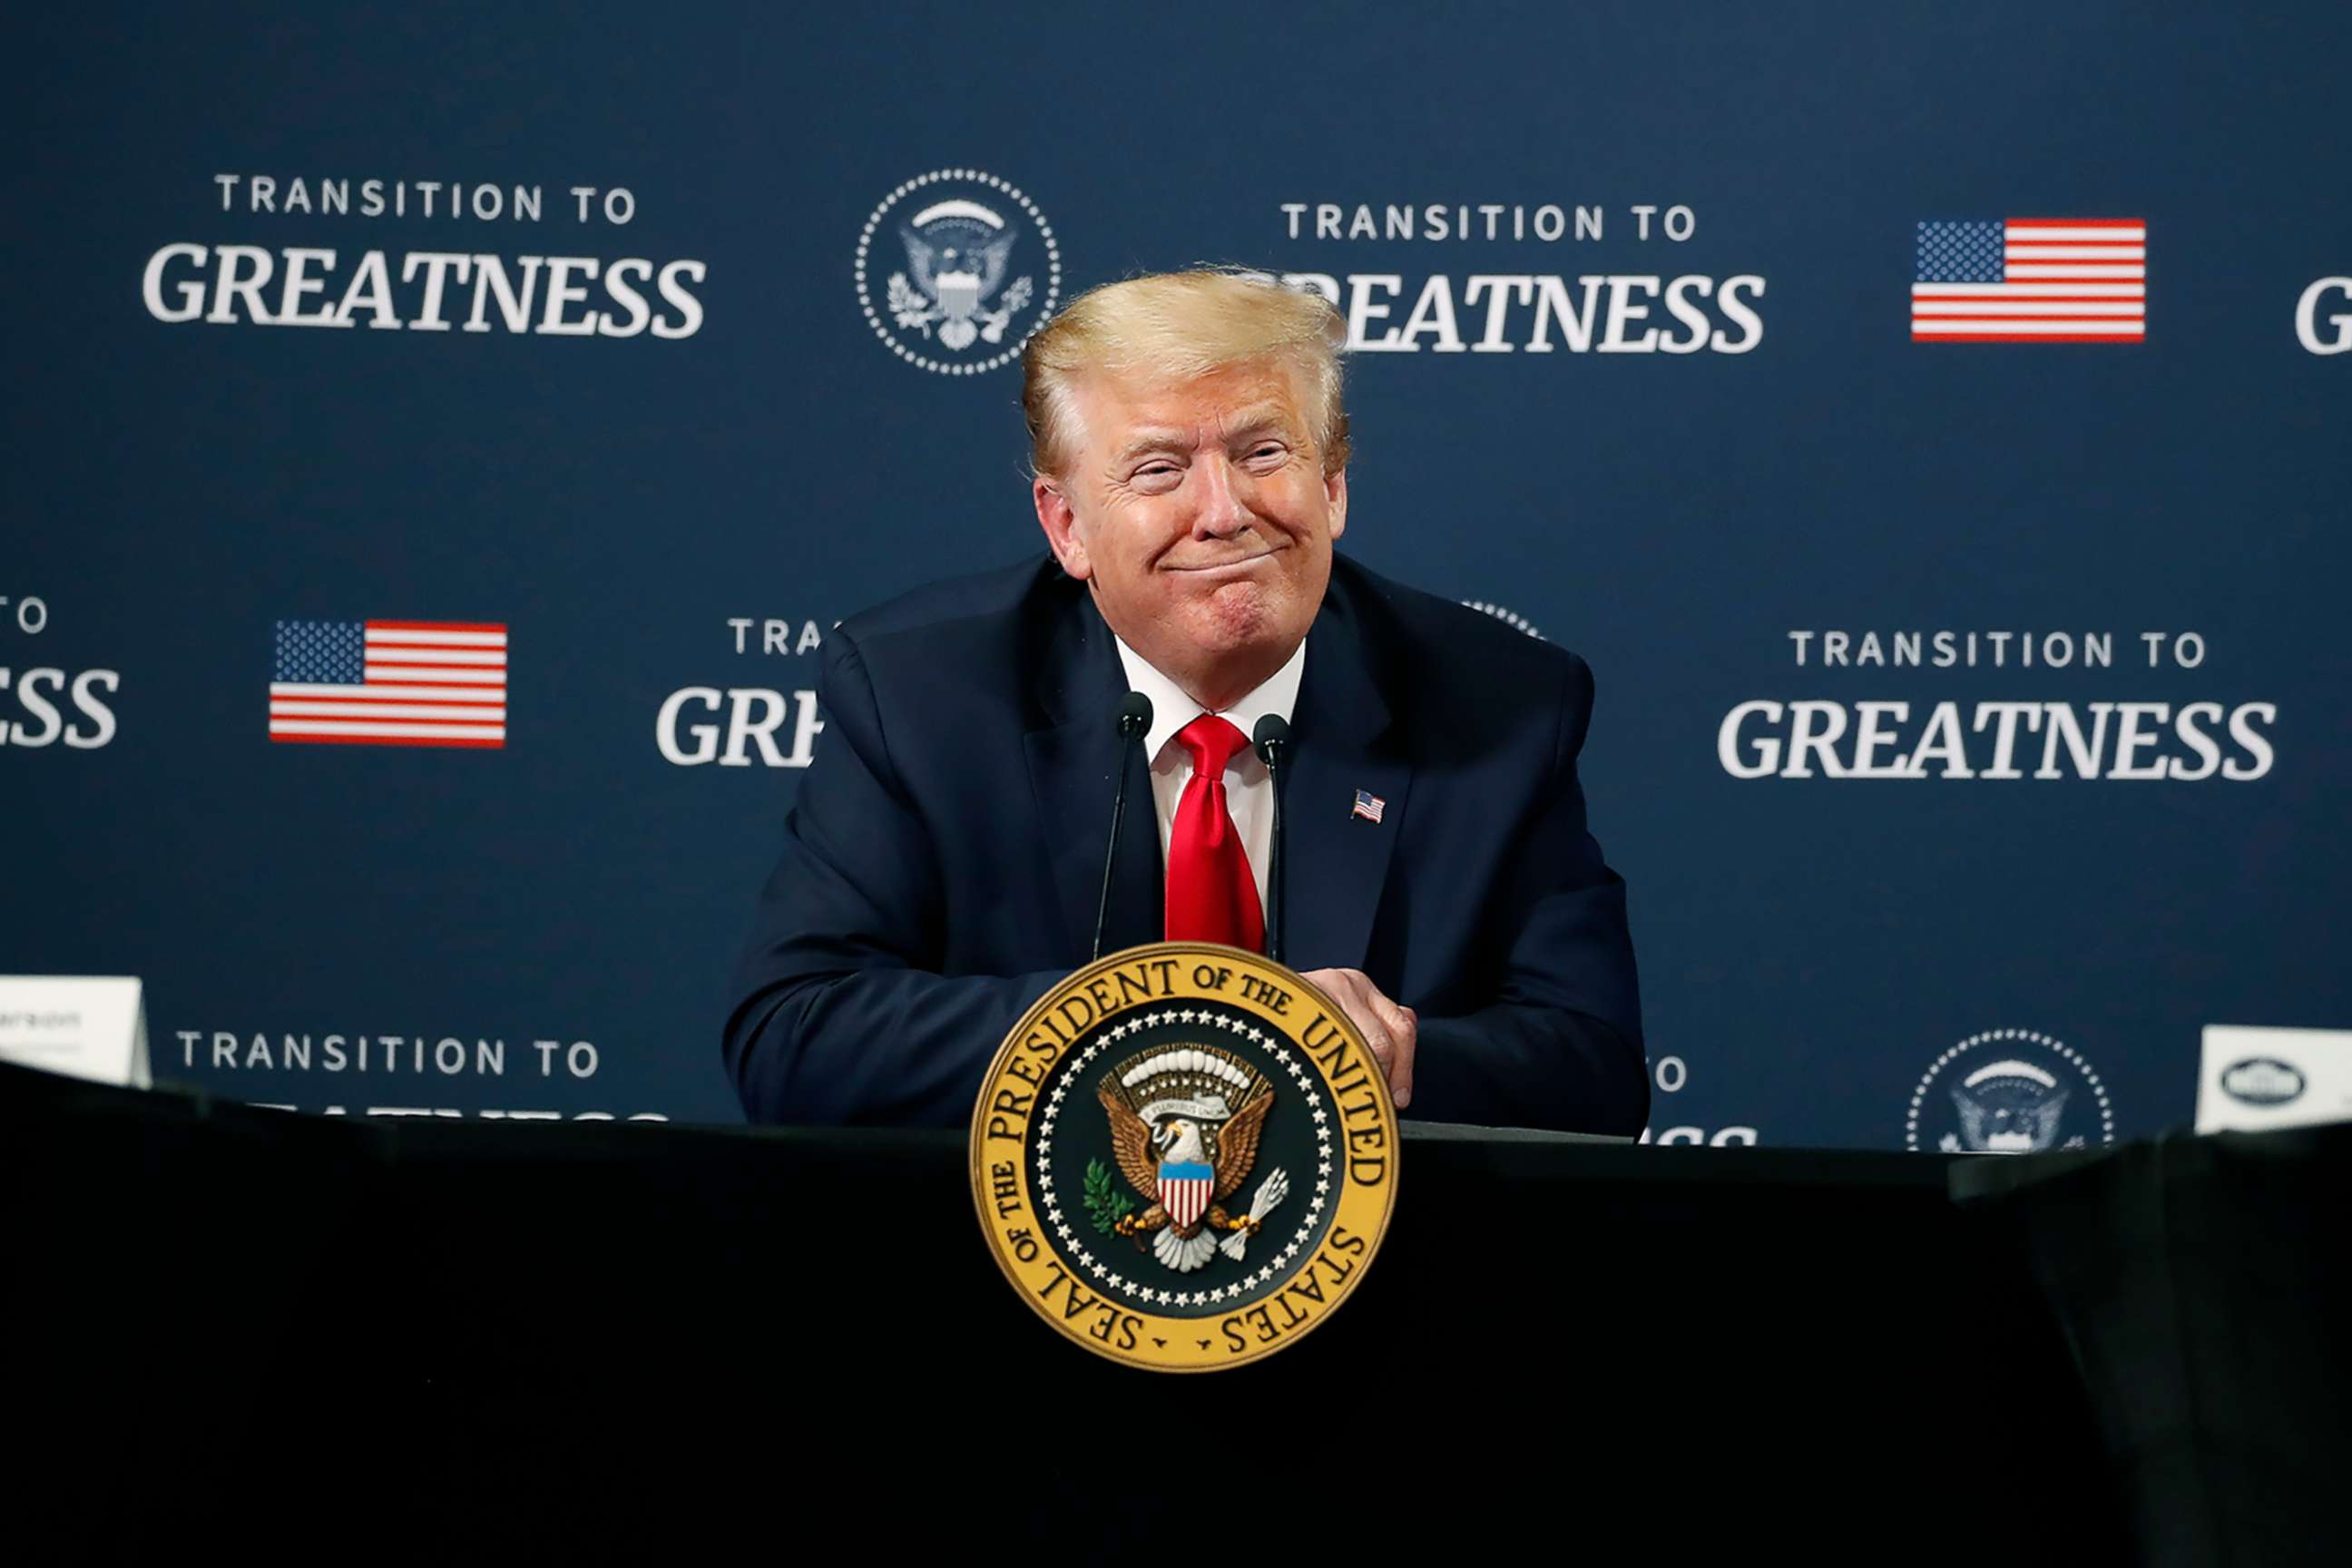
{"left": 968, "top": 940, "right": 1400, "bottom": 1373}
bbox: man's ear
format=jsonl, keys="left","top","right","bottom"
{"left": 1034, "top": 475, "right": 1092, "bottom": 580}
{"left": 1324, "top": 466, "right": 1348, "bottom": 543}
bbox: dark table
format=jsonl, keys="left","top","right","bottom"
{"left": 9, "top": 1063, "right": 2340, "bottom": 1561}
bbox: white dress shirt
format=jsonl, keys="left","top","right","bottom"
{"left": 1112, "top": 635, "right": 1307, "bottom": 917}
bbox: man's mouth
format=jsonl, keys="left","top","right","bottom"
{"left": 1166, "top": 546, "right": 1279, "bottom": 575}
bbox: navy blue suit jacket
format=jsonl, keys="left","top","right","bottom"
{"left": 724, "top": 554, "right": 1645, "bottom": 1132}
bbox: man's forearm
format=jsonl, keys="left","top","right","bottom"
{"left": 725, "top": 965, "right": 1063, "bottom": 1126}
{"left": 1406, "top": 1005, "right": 1648, "bottom": 1134}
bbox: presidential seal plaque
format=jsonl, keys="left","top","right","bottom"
{"left": 970, "top": 943, "right": 1399, "bottom": 1371}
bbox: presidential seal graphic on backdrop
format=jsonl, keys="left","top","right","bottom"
{"left": 972, "top": 944, "right": 1398, "bottom": 1371}
{"left": 1905, "top": 1027, "right": 2115, "bottom": 1153}
{"left": 856, "top": 168, "right": 1060, "bottom": 374}
{"left": 1460, "top": 600, "right": 1544, "bottom": 640}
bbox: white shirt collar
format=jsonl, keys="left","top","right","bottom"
{"left": 1112, "top": 634, "right": 1306, "bottom": 768}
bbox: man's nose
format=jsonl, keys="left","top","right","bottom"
{"left": 1190, "top": 454, "right": 1253, "bottom": 538}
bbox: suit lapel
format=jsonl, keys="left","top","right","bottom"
{"left": 1024, "top": 563, "right": 1413, "bottom": 973}
{"left": 1280, "top": 576, "right": 1412, "bottom": 974}
{"left": 1024, "top": 587, "right": 1163, "bottom": 963}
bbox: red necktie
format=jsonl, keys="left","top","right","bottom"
{"left": 1164, "top": 714, "right": 1265, "bottom": 951}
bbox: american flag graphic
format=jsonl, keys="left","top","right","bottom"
{"left": 269, "top": 620, "right": 508, "bottom": 749}
{"left": 1912, "top": 219, "right": 2146, "bottom": 342}
{"left": 1351, "top": 789, "right": 1385, "bottom": 824}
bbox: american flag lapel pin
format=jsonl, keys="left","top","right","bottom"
{"left": 1351, "top": 789, "right": 1386, "bottom": 824}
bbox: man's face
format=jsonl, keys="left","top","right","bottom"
{"left": 1034, "top": 355, "right": 1347, "bottom": 706}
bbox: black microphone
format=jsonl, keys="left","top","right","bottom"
{"left": 1252, "top": 714, "right": 1293, "bottom": 965}
{"left": 1093, "top": 691, "right": 1153, "bottom": 961}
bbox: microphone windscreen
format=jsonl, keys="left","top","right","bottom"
{"left": 1252, "top": 713, "right": 1292, "bottom": 763}
{"left": 1116, "top": 691, "right": 1153, "bottom": 739}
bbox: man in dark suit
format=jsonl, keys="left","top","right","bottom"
{"left": 726, "top": 270, "right": 1642, "bottom": 1132}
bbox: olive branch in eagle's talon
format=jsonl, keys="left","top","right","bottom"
{"left": 1081, "top": 1159, "right": 1134, "bottom": 1237}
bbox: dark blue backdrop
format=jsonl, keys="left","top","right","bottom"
{"left": 9, "top": 2, "right": 2347, "bottom": 1148}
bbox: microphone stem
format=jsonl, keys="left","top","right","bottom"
{"left": 1093, "top": 733, "right": 1135, "bottom": 962}
{"left": 1265, "top": 754, "right": 1286, "bottom": 965}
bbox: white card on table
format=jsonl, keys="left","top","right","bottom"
{"left": 0, "top": 975, "right": 151, "bottom": 1089}
{"left": 2196, "top": 1024, "right": 2352, "bottom": 1133}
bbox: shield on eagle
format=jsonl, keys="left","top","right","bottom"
{"left": 932, "top": 269, "right": 982, "bottom": 323}
{"left": 1156, "top": 1161, "right": 1215, "bottom": 1228}
{"left": 932, "top": 269, "right": 982, "bottom": 348}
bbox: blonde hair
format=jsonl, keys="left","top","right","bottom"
{"left": 1021, "top": 268, "right": 1350, "bottom": 478}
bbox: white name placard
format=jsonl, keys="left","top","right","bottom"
{"left": 2197, "top": 1024, "right": 2352, "bottom": 1133}
{"left": 0, "top": 975, "right": 151, "bottom": 1089}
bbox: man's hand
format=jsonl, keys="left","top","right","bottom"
{"left": 1298, "top": 968, "right": 1416, "bottom": 1111}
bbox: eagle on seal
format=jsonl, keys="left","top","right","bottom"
{"left": 1098, "top": 1045, "right": 1291, "bottom": 1273}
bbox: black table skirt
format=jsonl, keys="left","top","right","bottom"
{"left": 11, "top": 1063, "right": 2339, "bottom": 1561}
